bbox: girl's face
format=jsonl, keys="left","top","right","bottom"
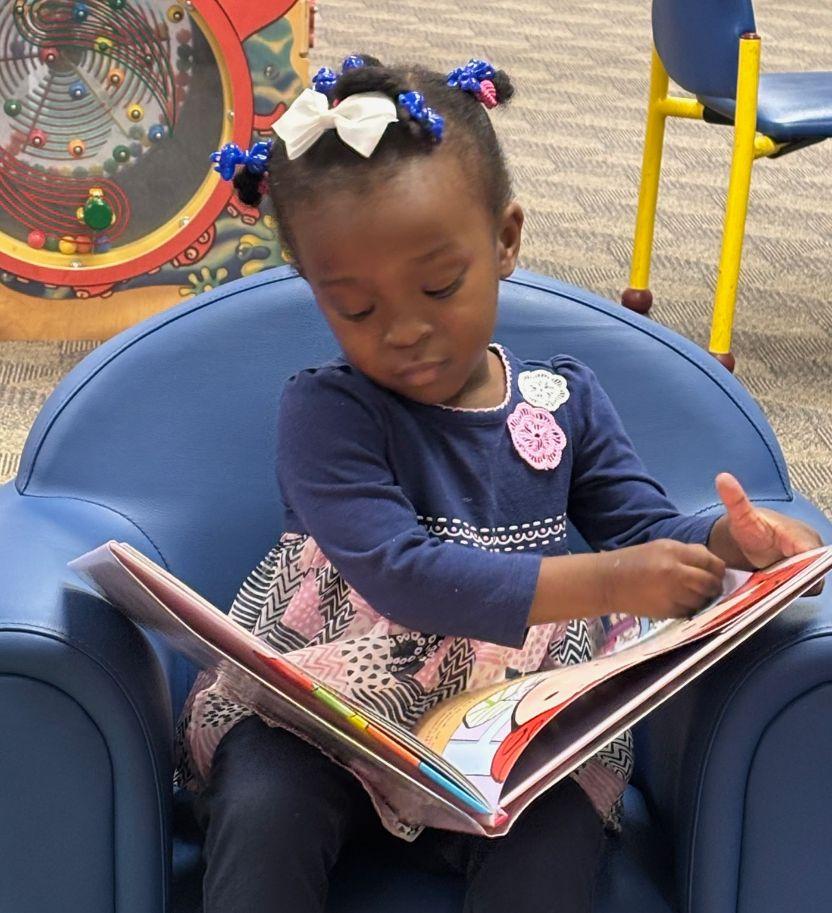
{"left": 288, "top": 149, "right": 524, "bottom": 407}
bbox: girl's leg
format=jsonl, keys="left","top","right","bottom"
{"left": 194, "top": 714, "right": 373, "bottom": 913}
{"left": 463, "top": 778, "right": 605, "bottom": 913}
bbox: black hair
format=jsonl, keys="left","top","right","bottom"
{"left": 233, "top": 54, "right": 515, "bottom": 267}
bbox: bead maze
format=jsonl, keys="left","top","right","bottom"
{"left": 0, "top": 0, "right": 313, "bottom": 338}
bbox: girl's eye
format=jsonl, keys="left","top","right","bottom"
{"left": 425, "top": 273, "right": 465, "bottom": 299}
{"left": 342, "top": 306, "right": 374, "bottom": 322}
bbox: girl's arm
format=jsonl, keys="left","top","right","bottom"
{"left": 527, "top": 539, "right": 726, "bottom": 627}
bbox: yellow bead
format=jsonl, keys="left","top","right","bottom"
{"left": 167, "top": 5, "right": 184, "bottom": 22}
{"left": 126, "top": 103, "right": 143, "bottom": 121}
{"left": 59, "top": 236, "right": 78, "bottom": 254}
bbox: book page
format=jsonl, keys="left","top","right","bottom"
{"left": 413, "top": 547, "right": 832, "bottom": 807}
{"left": 69, "top": 542, "right": 492, "bottom": 818}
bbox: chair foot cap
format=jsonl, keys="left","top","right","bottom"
{"left": 622, "top": 288, "right": 653, "bottom": 315}
{"left": 712, "top": 351, "right": 736, "bottom": 373}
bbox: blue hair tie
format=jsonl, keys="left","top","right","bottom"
{"left": 397, "top": 91, "right": 444, "bottom": 142}
{"left": 341, "top": 55, "right": 365, "bottom": 72}
{"left": 312, "top": 66, "right": 338, "bottom": 97}
{"left": 210, "top": 141, "right": 273, "bottom": 181}
{"left": 447, "top": 58, "right": 496, "bottom": 95}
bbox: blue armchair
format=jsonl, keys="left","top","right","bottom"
{"left": 1, "top": 267, "right": 830, "bottom": 913}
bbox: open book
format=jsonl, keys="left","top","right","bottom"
{"left": 69, "top": 542, "right": 832, "bottom": 839}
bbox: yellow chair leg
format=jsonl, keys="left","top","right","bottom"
{"left": 709, "top": 33, "right": 762, "bottom": 371}
{"left": 623, "top": 47, "right": 669, "bottom": 315}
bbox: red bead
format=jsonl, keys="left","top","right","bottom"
{"left": 74, "top": 234, "right": 93, "bottom": 254}
{"left": 28, "top": 229, "right": 46, "bottom": 249}
{"left": 28, "top": 129, "right": 47, "bottom": 148}
{"left": 38, "top": 46, "right": 58, "bottom": 65}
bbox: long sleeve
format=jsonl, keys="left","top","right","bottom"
{"left": 563, "top": 360, "right": 718, "bottom": 551}
{"left": 276, "top": 367, "right": 541, "bottom": 647}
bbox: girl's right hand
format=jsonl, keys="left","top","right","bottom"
{"left": 597, "top": 539, "right": 727, "bottom": 620}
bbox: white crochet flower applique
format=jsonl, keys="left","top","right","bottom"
{"left": 517, "top": 369, "right": 570, "bottom": 412}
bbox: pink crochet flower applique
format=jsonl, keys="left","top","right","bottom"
{"left": 507, "top": 402, "right": 567, "bottom": 471}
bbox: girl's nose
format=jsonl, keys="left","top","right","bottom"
{"left": 384, "top": 316, "right": 431, "bottom": 349}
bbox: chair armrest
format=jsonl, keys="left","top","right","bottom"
{"left": 634, "top": 495, "right": 832, "bottom": 913}
{"left": 0, "top": 483, "right": 175, "bottom": 913}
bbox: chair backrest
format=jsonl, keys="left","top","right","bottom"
{"left": 17, "top": 266, "right": 790, "bottom": 715}
{"left": 652, "top": 0, "right": 756, "bottom": 98}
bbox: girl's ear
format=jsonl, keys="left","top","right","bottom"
{"left": 496, "top": 201, "right": 524, "bottom": 279}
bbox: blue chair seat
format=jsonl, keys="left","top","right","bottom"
{"left": 699, "top": 71, "right": 832, "bottom": 141}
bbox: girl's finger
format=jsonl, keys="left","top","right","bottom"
{"left": 715, "top": 472, "right": 755, "bottom": 522}
{"left": 683, "top": 566, "right": 725, "bottom": 602}
{"left": 716, "top": 472, "right": 774, "bottom": 548}
{"left": 679, "top": 543, "right": 727, "bottom": 577}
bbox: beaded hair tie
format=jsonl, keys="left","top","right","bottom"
{"left": 397, "top": 91, "right": 444, "bottom": 141}
{"left": 446, "top": 58, "right": 498, "bottom": 108}
{"left": 210, "top": 140, "right": 273, "bottom": 181}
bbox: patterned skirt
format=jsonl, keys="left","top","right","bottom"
{"left": 174, "top": 534, "right": 635, "bottom": 833}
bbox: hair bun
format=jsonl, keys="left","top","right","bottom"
{"left": 490, "top": 70, "right": 514, "bottom": 105}
{"left": 233, "top": 168, "right": 265, "bottom": 207}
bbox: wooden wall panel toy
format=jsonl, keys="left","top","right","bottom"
{"left": 0, "top": 0, "right": 313, "bottom": 339}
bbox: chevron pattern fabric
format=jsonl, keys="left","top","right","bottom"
{"left": 1, "top": 0, "right": 830, "bottom": 515}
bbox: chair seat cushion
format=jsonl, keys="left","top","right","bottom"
{"left": 699, "top": 71, "right": 832, "bottom": 141}
{"left": 171, "top": 786, "right": 676, "bottom": 913}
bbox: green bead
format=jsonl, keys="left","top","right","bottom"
{"left": 128, "top": 124, "right": 144, "bottom": 140}
{"left": 103, "top": 158, "right": 118, "bottom": 174}
{"left": 108, "top": 0, "right": 126, "bottom": 8}
{"left": 113, "top": 144, "right": 130, "bottom": 163}
{"left": 4, "top": 99, "right": 21, "bottom": 117}
{"left": 83, "top": 198, "right": 114, "bottom": 230}
{"left": 73, "top": 166, "right": 88, "bottom": 179}
{"left": 44, "top": 235, "right": 60, "bottom": 252}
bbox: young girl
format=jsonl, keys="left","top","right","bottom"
{"left": 176, "top": 54, "right": 822, "bottom": 913}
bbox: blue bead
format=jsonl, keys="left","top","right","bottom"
{"left": 467, "top": 59, "right": 495, "bottom": 80}
{"left": 69, "top": 80, "right": 88, "bottom": 100}
{"left": 312, "top": 66, "right": 337, "bottom": 97}
{"left": 209, "top": 143, "right": 245, "bottom": 180}
{"left": 148, "top": 124, "right": 167, "bottom": 142}
{"left": 73, "top": 2, "right": 89, "bottom": 22}
{"left": 242, "top": 141, "right": 271, "bottom": 174}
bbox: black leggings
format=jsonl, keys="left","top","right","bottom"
{"left": 194, "top": 715, "right": 606, "bottom": 913}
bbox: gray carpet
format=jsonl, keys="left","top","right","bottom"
{"left": 1, "top": 0, "right": 831, "bottom": 514}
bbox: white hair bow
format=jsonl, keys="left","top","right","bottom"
{"left": 271, "top": 88, "right": 399, "bottom": 160}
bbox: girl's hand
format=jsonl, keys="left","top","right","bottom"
{"left": 597, "top": 539, "right": 727, "bottom": 620}
{"left": 713, "top": 472, "right": 825, "bottom": 594}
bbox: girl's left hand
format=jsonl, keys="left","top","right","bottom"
{"left": 716, "top": 472, "right": 825, "bottom": 594}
